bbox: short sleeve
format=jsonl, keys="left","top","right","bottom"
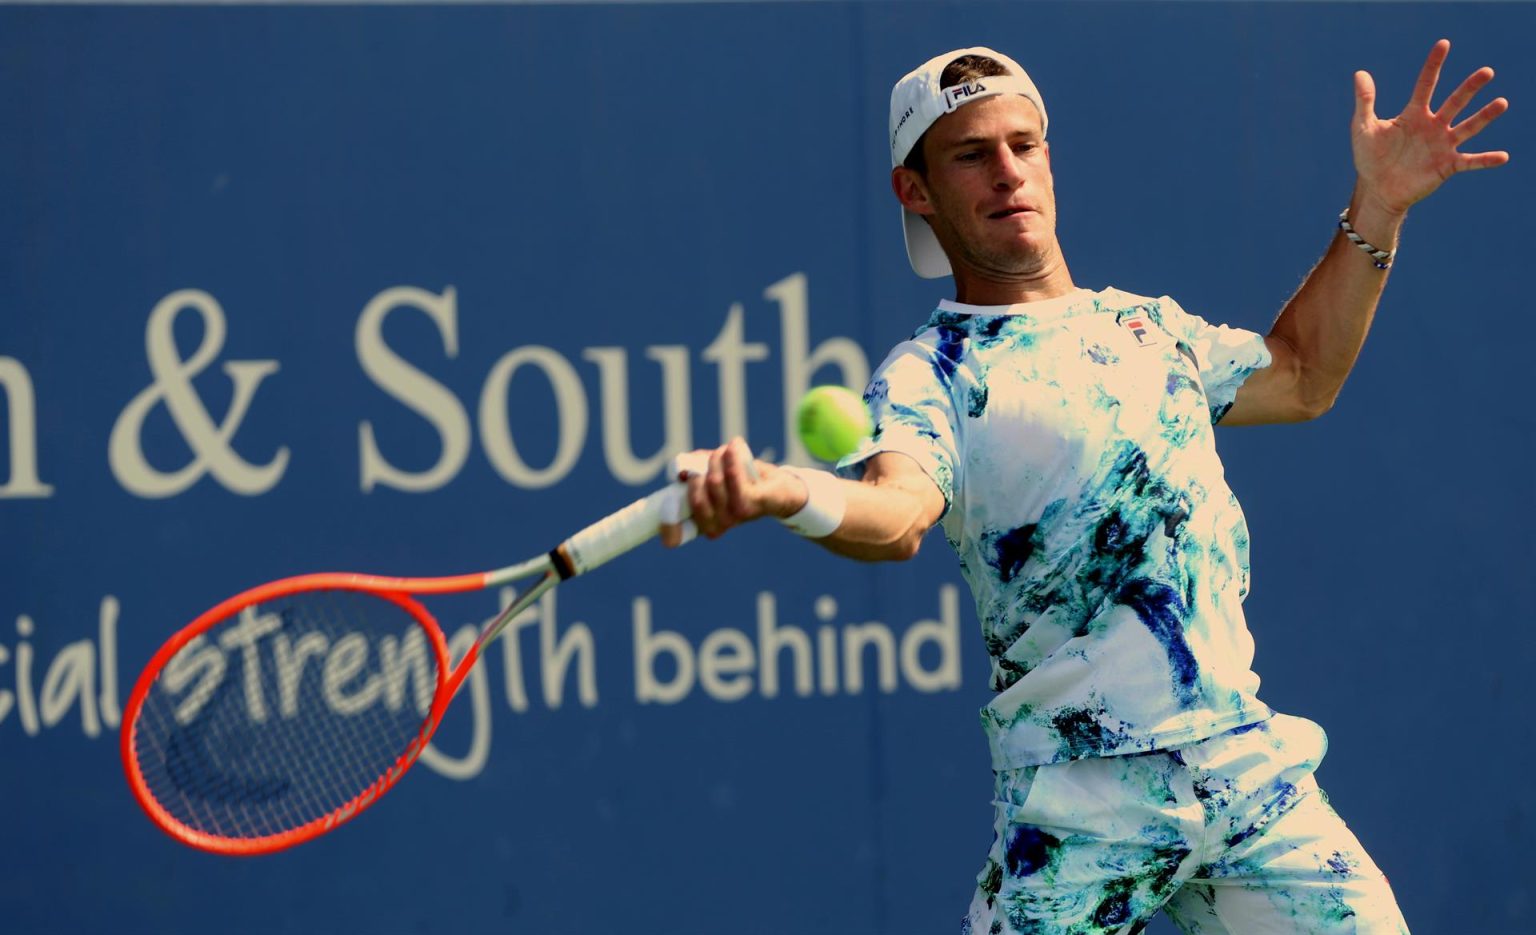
{"left": 834, "top": 336, "right": 963, "bottom": 512}
{"left": 1159, "top": 297, "right": 1273, "bottom": 423}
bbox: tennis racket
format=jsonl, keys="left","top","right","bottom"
{"left": 121, "top": 454, "right": 709, "bottom": 855}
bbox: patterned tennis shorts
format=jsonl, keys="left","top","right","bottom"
{"left": 962, "top": 714, "right": 1409, "bottom": 934}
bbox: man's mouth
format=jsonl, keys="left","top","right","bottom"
{"left": 988, "top": 206, "right": 1034, "bottom": 219}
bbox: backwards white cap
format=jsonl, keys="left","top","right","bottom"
{"left": 889, "top": 47, "right": 1048, "bottom": 279}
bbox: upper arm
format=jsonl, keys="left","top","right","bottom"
{"left": 827, "top": 335, "right": 964, "bottom": 560}
{"left": 1220, "top": 334, "right": 1315, "bottom": 426}
{"left": 836, "top": 336, "right": 966, "bottom": 503}
{"left": 861, "top": 451, "right": 947, "bottom": 533}
{"left": 1157, "top": 297, "right": 1304, "bottom": 427}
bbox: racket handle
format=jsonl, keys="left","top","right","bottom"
{"left": 557, "top": 452, "right": 707, "bottom": 577}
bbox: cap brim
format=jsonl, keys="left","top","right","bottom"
{"left": 902, "top": 207, "right": 952, "bottom": 279}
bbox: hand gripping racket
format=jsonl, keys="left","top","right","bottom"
{"left": 121, "top": 455, "right": 708, "bottom": 855}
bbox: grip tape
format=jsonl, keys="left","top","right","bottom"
{"left": 558, "top": 452, "right": 707, "bottom": 577}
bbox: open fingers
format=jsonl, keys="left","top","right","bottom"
{"left": 1353, "top": 70, "right": 1377, "bottom": 126}
{"left": 1407, "top": 38, "right": 1451, "bottom": 111}
{"left": 1452, "top": 95, "right": 1509, "bottom": 146}
{"left": 1457, "top": 147, "right": 1512, "bottom": 172}
{"left": 1436, "top": 66, "right": 1496, "bottom": 123}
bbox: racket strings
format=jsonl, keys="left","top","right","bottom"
{"left": 133, "top": 590, "right": 443, "bottom": 842}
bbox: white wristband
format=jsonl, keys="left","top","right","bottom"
{"left": 777, "top": 467, "right": 847, "bottom": 538}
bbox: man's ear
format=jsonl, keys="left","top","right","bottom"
{"left": 891, "top": 166, "right": 935, "bottom": 217}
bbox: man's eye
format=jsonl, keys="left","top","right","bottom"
{"left": 1014, "top": 143, "right": 1037, "bottom": 155}
{"left": 956, "top": 151, "right": 982, "bottom": 163}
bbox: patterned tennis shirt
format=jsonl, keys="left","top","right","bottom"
{"left": 840, "top": 287, "right": 1277, "bottom": 768}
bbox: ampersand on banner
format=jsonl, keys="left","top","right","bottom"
{"left": 109, "top": 289, "right": 291, "bottom": 498}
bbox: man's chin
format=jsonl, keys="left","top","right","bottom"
{"left": 971, "top": 243, "right": 1054, "bottom": 278}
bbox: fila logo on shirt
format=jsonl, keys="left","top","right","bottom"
{"left": 1120, "top": 315, "right": 1163, "bottom": 348}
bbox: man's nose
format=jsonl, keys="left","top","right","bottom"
{"left": 992, "top": 146, "right": 1026, "bottom": 188}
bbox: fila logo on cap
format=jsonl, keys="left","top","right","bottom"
{"left": 942, "top": 80, "right": 991, "bottom": 112}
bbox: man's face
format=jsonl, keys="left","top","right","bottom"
{"left": 895, "top": 94, "right": 1058, "bottom": 279}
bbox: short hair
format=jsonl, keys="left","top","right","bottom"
{"left": 901, "top": 54, "right": 1013, "bottom": 177}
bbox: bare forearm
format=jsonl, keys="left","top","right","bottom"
{"left": 1230, "top": 43, "right": 1506, "bottom": 427}
{"left": 1268, "top": 186, "right": 1406, "bottom": 417}
{"left": 807, "top": 474, "right": 937, "bottom": 562}
{"left": 672, "top": 442, "right": 945, "bottom": 562}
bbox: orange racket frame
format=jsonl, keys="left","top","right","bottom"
{"left": 122, "top": 458, "right": 704, "bottom": 855}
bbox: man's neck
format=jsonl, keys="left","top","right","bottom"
{"left": 951, "top": 260, "right": 1077, "bottom": 306}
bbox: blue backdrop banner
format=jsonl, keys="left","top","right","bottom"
{"left": 2, "top": 3, "right": 1532, "bottom": 934}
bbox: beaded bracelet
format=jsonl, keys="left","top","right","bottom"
{"left": 1338, "top": 208, "right": 1394, "bottom": 270}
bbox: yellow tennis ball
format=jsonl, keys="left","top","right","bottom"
{"left": 796, "top": 385, "right": 873, "bottom": 462}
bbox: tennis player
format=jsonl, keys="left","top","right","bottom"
{"left": 666, "top": 41, "right": 1507, "bottom": 933}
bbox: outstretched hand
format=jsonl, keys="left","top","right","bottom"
{"left": 1352, "top": 39, "right": 1509, "bottom": 215}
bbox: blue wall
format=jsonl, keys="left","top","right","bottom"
{"left": 2, "top": 3, "right": 1531, "bottom": 933}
